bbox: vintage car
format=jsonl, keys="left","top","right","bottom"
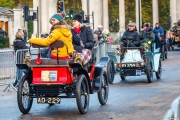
{"left": 107, "top": 37, "right": 162, "bottom": 83}
{"left": 168, "top": 28, "right": 180, "bottom": 50}
{"left": 16, "top": 40, "right": 109, "bottom": 114}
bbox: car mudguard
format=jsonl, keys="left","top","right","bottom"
{"left": 92, "top": 57, "right": 109, "bottom": 93}
{"left": 16, "top": 64, "right": 32, "bottom": 75}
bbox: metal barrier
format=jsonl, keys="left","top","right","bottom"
{"left": 0, "top": 48, "right": 39, "bottom": 92}
{"left": 0, "top": 50, "right": 16, "bottom": 91}
{"left": 163, "top": 95, "right": 180, "bottom": 120}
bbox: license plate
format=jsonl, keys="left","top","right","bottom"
{"left": 41, "top": 71, "right": 57, "bottom": 82}
{"left": 122, "top": 63, "right": 136, "bottom": 67}
{"left": 37, "top": 97, "right": 61, "bottom": 104}
{"left": 136, "top": 70, "right": 141, "bottom": 76}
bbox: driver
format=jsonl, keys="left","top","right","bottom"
{"left": 121, "top": 22, "right": 140, "bottom": 47}
{"left": 29, "top": 13, "right": 74, "bottom": 59}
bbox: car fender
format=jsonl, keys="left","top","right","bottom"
{"left": 92, "top": 57, "right": 108, "bottom": 93}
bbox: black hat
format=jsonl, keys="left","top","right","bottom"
{"left": 72, "top": 14, "right": 83, "bottom": 23}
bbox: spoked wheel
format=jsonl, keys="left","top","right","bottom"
{"left": 107, "top": 60, "right": 115, "bottom": 84}
{"left": 156, "top": 60, "right": 162, "bottom": 79}
{"left": 146, "top": 59, "right": 153, "bottom": 83}
{"left": 17, "top": 75, "right": 33, "bottom": 114}
{"left": 161, "top": 44, "right": 165, "bottom": 60}
{"left": 98, "top": 70, "right": 109, "bottom": 105}
{"left": 76, "top": 74, "right": 89, "bottom": 114}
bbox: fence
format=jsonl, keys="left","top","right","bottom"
{"left": 0, "top": 48, "right": 39, "bottom": 92}
{"left": 0, "top": 50, "right": 16, "bottom": 91}
{"left": 163, "top": 95, "right": 180, "bottom": 120}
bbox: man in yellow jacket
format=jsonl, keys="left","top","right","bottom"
{"left": 29, "top": 13, "right": 74, "bottom": 58}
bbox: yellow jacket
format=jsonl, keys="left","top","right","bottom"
{"left": 29, "top": 25, "right": 74, "bottom": 57}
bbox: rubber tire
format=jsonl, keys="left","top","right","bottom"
{"left": 107, "top": 60, "right": 115, "bottom": 84}
{"left": 165, "top": 48, "right": 167, "bottom": 59}
{"left": 167, "top": 39, "right": 170, "bottom": 51}
{"left": 146, "top": 59, "right": 153, "bottom": 83}
{"left": 17, "top": 75, "right": 33, "bottom": 114}
{"left": 161, "top": 44, "right": 165, "bottom": 60}
{"left": 76, "top": 74, "right": 89, "bottom": 114}
{"left": 156, "top": 60, "right": 162, "bottom": 79}
{"left": 98, "top": 70, "right": 109, "bottom": 105}
{"left": 120, "top": 75, "right": 126, "bottom": 80}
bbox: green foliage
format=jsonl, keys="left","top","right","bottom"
{"left": 13, "top": 0, "right": 33, "bottom": 7}
{"left": 0, "top": 0, "right": 14, "bottom": 8}
{"left": 158, "top": 0, "right": 170, "bottom": 30}
{"left": 141, "top": 0, "right": 152, "bottom": 25}
{"left": 108, "top": 0, "right": 119, "bottom": 32}
{"left": 0, "top": 37, "right": 9, "bottom": 48}
{"left": 27, "top": 20, "right": 33, "bottom": 39}
{"left": 125, "top": 0, "right": 135, "bottom": 26}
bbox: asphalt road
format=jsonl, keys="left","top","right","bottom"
{"left": 0, "top": 48, "right": 180, "bottom": 120}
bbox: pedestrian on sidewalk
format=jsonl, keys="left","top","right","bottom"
{"left": 13, "top": 29, "right": 29, "bottom": 87}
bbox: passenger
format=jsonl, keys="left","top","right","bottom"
{"left": 13, "top": 30, "right": 29, "bottom": 87}
{"left": 29, "top": 13, "right": 74, "bottom": 58}
{"left": 139, "top": 23, "right": 155, "bottom": 51}
{"left": 153, "top": 23, "right": 164, "bottom": 41}
{"left": 71, "top": 14, "right": 94, "bottom": 53}
{"left": 170, "top": 22, "right": 180, "bottom": 33}
{"left": 121, "top": 22, "right": 140, "bottom": 47}
{"left": 71, "top": 14, "right": 94, "bottom": 68}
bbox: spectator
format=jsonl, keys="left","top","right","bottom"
{"left": 13, "top": 30, "right": 29, "bottom": 87}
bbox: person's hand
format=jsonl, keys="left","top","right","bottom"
{"left": 26, "top": 43, "right": 30, "bottom": 47}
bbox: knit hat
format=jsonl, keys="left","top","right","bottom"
{"left": 49, "top": 13, "right": 64, "bottom": 24}
{"left": 72, "top": 14, "right": 83, "bottom": 23}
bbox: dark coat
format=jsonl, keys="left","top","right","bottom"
{"left": 140, "top": 28, "right": 155, "bottom": 42}
{"left": 71, "top": 26, "right": 94, "bottom": 53}
{"left": 13, "top": 38, "right": 28, "bottom": 52}
{"left": 121, "top": 29, "right": 140, "bottom": 46}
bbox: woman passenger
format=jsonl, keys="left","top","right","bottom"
{"left": 71, "top": 14, "right": 94, "bottom": 53}
{"left": 29, "top": 13, "right": 74, "bottom": 58}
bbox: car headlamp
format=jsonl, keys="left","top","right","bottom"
{"left": 147, "top": 41, "right": 152, "bottom": 45}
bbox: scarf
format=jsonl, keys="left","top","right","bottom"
{"left": 74, "top": 27, "right": 81, "bottom": 34}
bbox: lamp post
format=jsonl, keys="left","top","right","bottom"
{"left": 138, "top": 0, "right": 141, "bottom": 31}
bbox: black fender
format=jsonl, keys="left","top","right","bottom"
{"left": 16, "top": 64, "right": 32, "bottom": 82}
{"left": 92, "top": 57, "right": 109, "bottom": 93}
{"left": 16, "top": 64, "right": 32, "bottom": 75}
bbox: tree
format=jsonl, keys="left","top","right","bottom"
{"left": 13, "top": 0, "right": 33, "bottom": 7}
{"left": 0, "top": 0, "right": 14, "bottom": 8}
{"left": 158, "top": 0, "right": 170, "bottom": 30}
